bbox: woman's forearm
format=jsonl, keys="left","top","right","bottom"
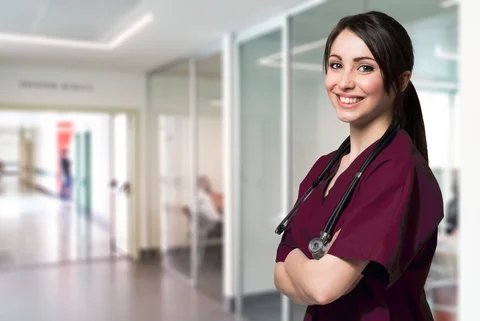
{"left": 274, "top": 263, "right": 312, "bottom": 305}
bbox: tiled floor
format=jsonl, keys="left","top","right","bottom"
{"left": 164, "top": 245, "right": 223, "bottom": 302}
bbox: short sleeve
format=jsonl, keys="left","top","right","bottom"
{"left": 275, "top": 225, "right": 296, "bottom": 262}
{"left": 275, "top": 179, "right": 305, "bottom": 262}
{"left": 327, "top": 158, "right": 443, "bottom": 289}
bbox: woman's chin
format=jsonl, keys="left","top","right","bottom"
{"left": 336, "top": 111, "right": 358, "bottom": 124}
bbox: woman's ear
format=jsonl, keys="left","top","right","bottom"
{"left": 399, "top": 71, "right": 412, "bottom": 92}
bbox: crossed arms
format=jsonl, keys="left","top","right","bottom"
{"left": 274, "top": 230, "right": 368, "bottom": 305}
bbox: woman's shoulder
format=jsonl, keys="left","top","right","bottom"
{"left": 368, "top": 129, "right": 426, "bottom": 174}
{"left": 364, "top": 130, "right": 440, "bottom": 196}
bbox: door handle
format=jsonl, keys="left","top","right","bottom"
{"left": 109, "top": 179, "right": 118, "bottom": 189}
{"left": 119, "top": 182, "right": 131, "bottom": 195}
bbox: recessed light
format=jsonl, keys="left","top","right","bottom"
{"left": 0, "top": 13, "right": 154, "bottom": 50}
{"left": 440, "top": 0, "right": 459, "bottom": 8}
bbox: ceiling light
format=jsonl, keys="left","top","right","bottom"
{"left": 258, "top": 38, "right": 327, "bottom": 65}
{"left": 0, "top": 13, "right": 154, "bottom": 50}
{"left": 109, "top": 13, "right": 154, "bottom": 49}
{"left": 440, "top": 0, "right": 459, "bottom": 8}
{"left": 258, "top": 38, "right": 327, "bottom": 72}
{"left": 0, "top": 33, "right": 109, "bottom": 50}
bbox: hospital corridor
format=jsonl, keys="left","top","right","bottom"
{"left": 0, "top": 0, "right": 476, "bottom": 320}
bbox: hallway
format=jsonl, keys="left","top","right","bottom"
{"left": 0, "top": 175, "right": 239, "bottom": 321}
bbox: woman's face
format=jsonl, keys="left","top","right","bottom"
{"left": 325, "top": 29, "right": 395, "bottom": 127}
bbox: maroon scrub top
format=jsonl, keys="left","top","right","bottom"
{"left": 276, "top": 130, "right": 444, "bottom": 321}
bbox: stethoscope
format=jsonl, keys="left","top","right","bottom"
{"left": 275, "top": 123, "right": 401, "bottom": 260}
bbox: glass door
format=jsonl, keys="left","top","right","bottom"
{"left": 236, "top": 28, "right": 283, "bottom": 321}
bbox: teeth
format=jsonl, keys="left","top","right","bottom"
{"left": 339, "top": 96, "right": 362, "bottom": 104}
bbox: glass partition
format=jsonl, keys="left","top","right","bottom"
{"left": 152, "top": 60, "right": 193, "bottom": 281}
{"left": 195, "top": 53, "right": 224, "bottom": 301}
{"left": 237, "top": 29, "right": 283, "bottom": 321}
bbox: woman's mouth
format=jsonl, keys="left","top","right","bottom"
{"left": 336, "top": 94, "right": 364, "bottom": 108}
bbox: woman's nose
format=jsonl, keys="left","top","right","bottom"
{"left": 338, "top": 71, "right": 355, "bottom": 90}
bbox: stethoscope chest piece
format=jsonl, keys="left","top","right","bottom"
{"left": 308, "top": 231, "right": 331, "bottom": 260}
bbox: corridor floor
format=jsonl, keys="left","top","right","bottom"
{"left": 0, "top": 260, "right": 240, "bottom": 321}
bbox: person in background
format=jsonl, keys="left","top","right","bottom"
{"left": 197, "top": 176, "right": 223, "bottom": 222}
{"left": 60, "top": 149, "right": 72, "bottom": 201}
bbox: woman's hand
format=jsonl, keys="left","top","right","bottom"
{"left": 325, "top": 229, "right": 364, "bottom": 295}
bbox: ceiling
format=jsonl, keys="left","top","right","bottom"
{"left": 0, "top": 0, "right": 310, "bottom": 72}
{"left": 0, "top": 0, "right": 142, "bottom": 41}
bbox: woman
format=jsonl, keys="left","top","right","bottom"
{"left": 274, "top": 11, "right": 444, "bottom": 320}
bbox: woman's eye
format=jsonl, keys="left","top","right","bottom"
{"left": 359, "top": 65, "right": 374, "bottom": 72}
{"left": 330, "top": 63, "right": 341, "bottom": 69}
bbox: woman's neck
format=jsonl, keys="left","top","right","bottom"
{"left": 346, "top": 116, "right": 391, "bottom": 165}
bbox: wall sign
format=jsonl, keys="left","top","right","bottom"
{"left": 18, "top": 80, "right": 94, "bottom": 92}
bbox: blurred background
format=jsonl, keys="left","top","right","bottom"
{"left": 0, "top": 0, "right": 469, "bottom": 320}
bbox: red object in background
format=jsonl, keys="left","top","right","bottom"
{"left": 57, "top": 121, "right": 73, "bottom": 193}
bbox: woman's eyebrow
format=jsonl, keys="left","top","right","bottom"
{"left": 329, "top": 54, "right": 375, "bottom": 62}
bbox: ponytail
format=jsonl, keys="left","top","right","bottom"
{"left": 394, "top": 81, "right": 429, "bottom": 163}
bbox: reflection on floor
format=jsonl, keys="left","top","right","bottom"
{"left": 164, "top": 244, "right": 223, "bottom": 302}
{"left": 0, "top": 176, "right": 122, "bottom": 269}
{"left": 0, "top": 260, "right": 241, "bottom": 321}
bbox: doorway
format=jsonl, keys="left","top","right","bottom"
{"left": 0, "top": 108, "right": 138, "bottom": 269}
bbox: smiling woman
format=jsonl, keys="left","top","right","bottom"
{"left": 274, "top": 11, "right": 444, "bottom": 321}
